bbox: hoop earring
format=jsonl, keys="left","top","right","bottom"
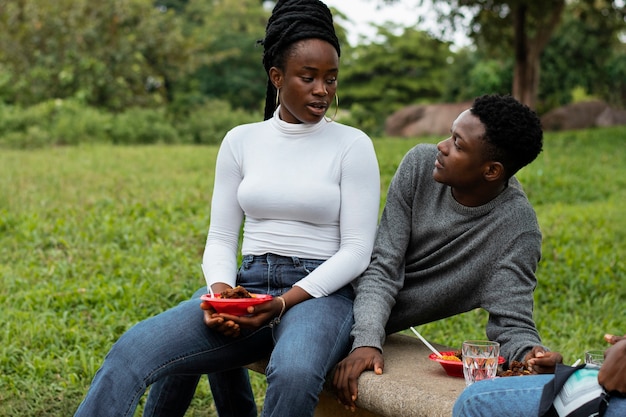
{"left": 275, "top": 87, "right": 280, "bottom": 109}
{"left": 325, "top": 93, "right": 339, "bottom": 122}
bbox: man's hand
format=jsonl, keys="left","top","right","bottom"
{"left": 604, "top": 333, "right": 626, "bottom": 345}
{"left": 599, "top": 338, "right": 626, "bottom": 394}
{"left": 524, "top": 346, "right": 563, "bottom": 374}
{"left": 333, "top": 346, "right": 384, "bottom": 411}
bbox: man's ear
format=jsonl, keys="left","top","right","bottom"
{"left": 484, "top": 161, "right": 505, "bottom": 182}
{"left": 269, "top": 67, "right": 282, "bottom": 89}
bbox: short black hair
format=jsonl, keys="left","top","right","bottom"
{"left": 470, "top": 94, "right": 543, "bottom": 178}
{"left": 258, "top": 0, "right": 340, "bottom": 120}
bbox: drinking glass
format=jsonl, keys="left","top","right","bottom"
{"left": 462, "top": 340, "right": 500, "bottom": 386}
{"left": 584, "top": 350, "right": 605, "bottom": 367}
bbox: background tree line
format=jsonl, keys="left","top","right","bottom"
{"left": 0, "top": 0, "right": 624, "bottom": 146}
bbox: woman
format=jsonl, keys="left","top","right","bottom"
{"left": 73, "top": 1, "right": 380, "bottom": 416}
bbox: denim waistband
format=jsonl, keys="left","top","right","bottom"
{"left": 242, "top": 253, "right": 324, "bottom": 267}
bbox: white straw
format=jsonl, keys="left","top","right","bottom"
{"left": 410, "top": 326, "right": 443, "bottom": 358}
{"left": 200, "top": 264, "right": 214, "bottom": 298}
{"left": 572, "top": 359, "right": 582, "bottom": 367}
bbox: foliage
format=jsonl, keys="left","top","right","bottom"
{"left": 0, "top": 0, "right": 205, "bottom": 111}
{"left": 0, "top": 99, "right": 262, "bottom": 148}
{"left": 339, "top": 25, "right": 453, "bottom": 135}
{"left": 441, "top": 47, "right": 513, "bottom": 102}
{"left": 418, "top": 0, "right": 625, "bottom": 108}
{"left": 539, "top": 1, "right": 626, "bottom": 111}
{"left": 0, "top": 0, "right": 625, "bottom": 147}
{"left": 176, "top": 99, "right": 262, "bottom": 145}
{"left": 109, "top": 108, "right": 180, "bottom": 145}
{"left": 0, "top": 99, "right": 113, "bottom": 148}
{"left": 175, "top": 0, "right": 270, "bottom": 113}
{"left": 601, "top": 46, "right": 626, "bottom": 107}
{"left": 1, "top": 127, "right": 625, "bottom": 415}
{"left": 418, "top": 0, "right": 568, "bottom": 107}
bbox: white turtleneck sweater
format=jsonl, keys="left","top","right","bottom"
{"left": 202, "top": 109, "right": 380, "bottom": 298}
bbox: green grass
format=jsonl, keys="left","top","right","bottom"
{"left": 1, "top": 127, "right": 625, "bottom": 416}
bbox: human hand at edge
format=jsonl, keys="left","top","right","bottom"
{"left": 218, "top": 295, "right": 286, "bottom": 329}
{"left": 604, "top": 333, "right": 626, "bottom": 345}
{"left": 200, "top": 283, "right": 241, "bottom": 338}
{"left": 332, "top": 346, "right": 384, "bottom": 412}
{"left": 599, "top": 338, "right": 626, "bottom": 394}
{"left": 525, "top": 346, "right": 563, "bottom": 374}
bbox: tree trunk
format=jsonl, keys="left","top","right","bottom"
{"left": 512, "top": 4, "right": 531, "bottom": 107}
{"left": 511, "top": 1, "right": 565, "bottom": 109}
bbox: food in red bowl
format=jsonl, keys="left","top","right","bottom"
{"left": 200, "top": 293, "right": 273, "bottom": 316}
{"left": 428, "top": 351, "right": 506, "bottom": 378}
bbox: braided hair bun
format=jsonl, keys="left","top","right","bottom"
{"left": 259, "top": 0, "right": 340, "bottom": 119}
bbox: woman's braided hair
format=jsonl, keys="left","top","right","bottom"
{"left": 259, "top": 0, "right": 340, "bottom": 120}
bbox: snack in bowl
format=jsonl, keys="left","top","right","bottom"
{"left": 219, "top": 285, "right": 253, "bottom": 299}
{"left": 200, "top": 286, "right": 273, "bottom": 316}
{"left": 429, "top": 350, "right": 506, "bottom": 378}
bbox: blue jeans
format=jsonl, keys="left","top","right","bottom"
{"left": 74, "top": 254, "right": 355, "bottom": 417}
{"left": 453, "top": 375, "right": 626, "bottom": 417}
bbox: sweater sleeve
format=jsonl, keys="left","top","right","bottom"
{"left": 294, "top": 135, "right": 380, "bottom": 297}
{"left": 350, "top": 147, "right": 420, "bottom": 351}
{"left": 483, "top": 213, "right": 545, "bottom": 362}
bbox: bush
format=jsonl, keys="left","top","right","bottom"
{"left": 178, "top": 99, "right": 261, "bottom": 145}
{"left": 109, "top": 108, "right": 179, "bottom": 145}
{"left": 0, "top": 99, "right": 113, "bottom": 148}
{"left": 0, "top": 100, "right": 262, "bottom": 148}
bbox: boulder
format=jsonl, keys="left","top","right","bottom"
{"left": 385, "top": 102, "right": 471, "bottom": 137}
{"left": 540, "top": 100, "right": 626, "bottom": 131}
{"left": 385, "top": 100, "right": 626, "bottom": 138}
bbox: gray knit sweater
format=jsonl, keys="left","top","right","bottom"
{"left": 351, "top": 144, "right": 544, "bottom": 363}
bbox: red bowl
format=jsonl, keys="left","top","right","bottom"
{"left": 200, "top": 293, "right": 273, "bottom": 316}
{"left": 428, "top": 351, "right": 506, "bottom": 378}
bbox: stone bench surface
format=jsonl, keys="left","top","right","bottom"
{"left": 247, "top": 333, "right": 466, "bottom": 417}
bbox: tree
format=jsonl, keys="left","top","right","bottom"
{"left": 339, "top": 25, "right": 453, "bottom": 134}
{"left": 178, "top": 0, "right": 270, "bottom": 112}
{"left": 417, "top": 0, "right": 565, "bottom": 109}
{"left": 540, "top": 0, "right": 626, "bottom": 110}
{"left": 410, "top": 0, "right": 625, "bottom": 109}
{"left": 0, "top": 0, "right": 205, "bottom": 110}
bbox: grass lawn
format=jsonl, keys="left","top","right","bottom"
{"left": 1, "top": 126, "right": 624, "bottom": 416}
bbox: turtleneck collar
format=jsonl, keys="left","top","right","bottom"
{"left": 269, "top": 106, "right": 328, "bottom": 136}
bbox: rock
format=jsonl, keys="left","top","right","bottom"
{"left": 595, "top": 106, "right": 626, "bottom": 127}
{"left": 540, "top": 100, "right": 626, "bottom": 131}
{"left": 385, "top": 102, "right": 471, "bottom": 137}
{"left": 386, "top": 100, "right": 626, "bottom": 138}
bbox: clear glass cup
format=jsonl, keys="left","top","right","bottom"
{"left": 462, "top": 340, "right": 500, "bottom": 386}
{"left": 584, "top": 350, "right": 605, "bottom": 367}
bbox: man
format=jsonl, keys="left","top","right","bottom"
{"left": 333, "top": 94, "right": 562, "bottom": 411}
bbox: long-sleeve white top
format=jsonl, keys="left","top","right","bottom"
{"left": 202, "top": 109, "right": 380, "bottom": 298}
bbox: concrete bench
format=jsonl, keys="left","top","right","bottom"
{"left": 246, "top": 333, "right": 466, "bottom": 417}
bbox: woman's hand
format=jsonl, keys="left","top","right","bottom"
{"left": 524, "top": 346, "right": 563, "bottom": 374}
{"left": 200, "top": 300, "right": 242, "bottom": 337}
{"left": 220, "top": 295, "right": 286, "bottom": 329}
{"left": 200, "top": 286, "right": 308, "bottom": 337}
{"left": 232, "top": 286, "right": 309, "bottom": 329}
{"left": 200, "top": 283, "right": 241, "bottom": 337}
